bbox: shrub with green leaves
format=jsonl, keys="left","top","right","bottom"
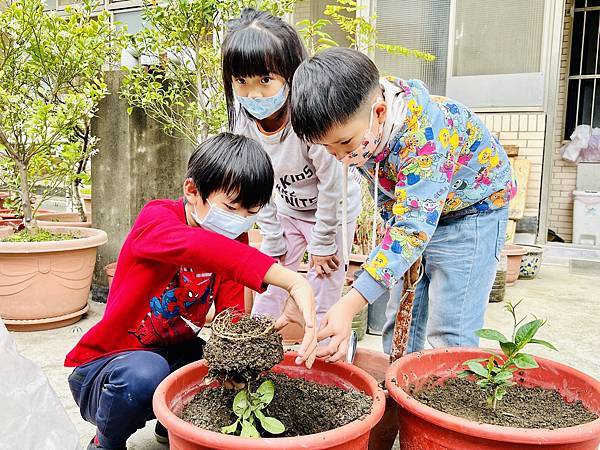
{"left": 221, "top": 380, "right": 285, "bottom": 438}
{"left": 459, "top": 300, "right": 557, "bottom": 410}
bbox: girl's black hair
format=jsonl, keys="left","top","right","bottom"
{"left": 186, "top": 133, "right": 274, "bottom": 209}
{"left": 222, "top": 8, "right": 308, "bottom": 131}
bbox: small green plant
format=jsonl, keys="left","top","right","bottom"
{"left": 1, "top": 229, "right": 79, "bottom": 243}
{"left": 221, "top": 379, "right": 285, "bottom": 438}
{"left": 459, "top": 300, "right": 557, "bottom": 410}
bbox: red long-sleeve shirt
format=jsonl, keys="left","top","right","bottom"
{"left": 65, "top": 198, "right": 275, "bottom": 367}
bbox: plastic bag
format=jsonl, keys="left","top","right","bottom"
{"left": 562, "top": 125, "right": 600, "bottom": 162}
{"left": 0, "top": 320, "right": 81, "bottom": 450}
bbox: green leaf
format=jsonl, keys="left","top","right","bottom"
{"left": 515, "top": 319, "right": 544, "bottom": 344}
{"left": 457, "top": 370, "right": 472, "bottom": 378}
{"left": 232, "top": 389, "right": 249, "bottom": 417}
{"left": 476, "top": 329, "right": 509, "bottom": 343}
{"left": 530, "top": 339, "right": 557, "bottom": 351}
{"left": 240, "top": 419, "right": 260, "bottom": 438}
{"left": 220, "top": 420, "right": 239, "bottom": 435}
{"left": 492, "top": 370, "right": 514, "bottom": 382}
{"left": 466, "top": 361, "right": 490, "bottom": 378}
{"left": 512, "top": 353, "right": 539, "bottom": 369}
{"left": 500, "top": 341, "right": 517, "bottom": 357}
{"left": 256, "top": 380, "right": 275, "bottom": 406}
{"left": 258, "top": 415, "right": 286, "bottom": 435}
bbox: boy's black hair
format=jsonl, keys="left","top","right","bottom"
{"left": 222, "top": 8, "right": 308, "bottom": 130}
{"left": 291, "top": 47, "right": 380, "bottom": 143}
{"left": 186, "top": 133, "right": 274, "bottom": 209}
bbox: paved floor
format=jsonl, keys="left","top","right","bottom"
{"left": 8, "top": 264, "right": 600, "bottom": 449}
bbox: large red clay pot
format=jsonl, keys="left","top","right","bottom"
{"left": 0, "top": 226, "right": 107, "bottom": 331}
{"left": 154, "top": 351, "right": 386, "bottom": 450}
{"left": 386, "top": 348, "right": 600, "bottom": 450}
{"left": 353, "top": 349, "right": 398, "bottom": 450}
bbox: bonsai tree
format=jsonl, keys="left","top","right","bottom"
{"left": 0, "top": 0, "right": 123, "bottom": 229}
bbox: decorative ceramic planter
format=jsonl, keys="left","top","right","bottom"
{"left": 0, "top": 226, "right": 107, "bottom": 331}
{"left": 36, "top": 211, "right": 92, "bottom": 228}
{"left": 519, "top": 245, "right": 544, "bottom": 280}
{"left": 153, "top": 352, "right": 386, "bottom": 450}
{"left": 386, "top": 348, "right": 600, "bottom": 450}
{"left": 503, "top": 244, "right": 526, "bottom": 286}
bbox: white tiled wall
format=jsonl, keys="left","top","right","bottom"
{"left": 476, "top": 111, "right": 546, "bottom": 217}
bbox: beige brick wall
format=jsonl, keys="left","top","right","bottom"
{"left": 476, "top": 112, "right": 546, "bottom": 216}
{"left": 548, "top": 0, "right": 576, "bottom": 242}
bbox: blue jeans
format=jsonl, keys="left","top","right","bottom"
{"left": 68, "top": 339, "right": 204, "bottom": 449}
{"left": 382, "top": 207, "right": 508, "bottom": 354}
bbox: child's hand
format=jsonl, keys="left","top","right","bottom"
{"left": 310, "top": 254, "right": 340, "bottom": 277}
{"left": 317, "top": 289, "right": 368, "bottom": 362}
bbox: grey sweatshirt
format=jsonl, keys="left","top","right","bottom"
{"left": 235, "top": 115, "right": 361, "bottom": 257}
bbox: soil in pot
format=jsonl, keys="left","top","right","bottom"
{"left": 203, "top": 311, "right": 284, "bottom": 381}
{"left": 413, "top": 376, "right": 598, "bottom": 429}
{"left": 181, "top": 372, "right": 373, "bottom": 437}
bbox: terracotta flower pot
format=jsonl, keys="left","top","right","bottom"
{"left": 346, "top": 253, "right": 367, "bottom": 285}
{"left": 81, "top": 194, "right": 92, "bottom": 215}
{"left": 105, "top": 262, "right": 117, "bottom": 290}
{"left": 386, "top": 348, "right": 600, "bottom": 450}
{"left": 0, "top": 226, "right": 108, "bottom": 331}
{"left": 248, "top": 229, "right": 262, "bottom": 249}
{"left": 153, "top": 351, "right": 386, "bottom": 450}
{"left": 353, "top": 348, "right": 398, "bottom": 450}
{"left": 519, "top": 245, "right": 544, "bottom": 280}
{"left": 503, "top": 244, "right": 526, "bottom": 286}
{"left": 36, "top": 211, "right": 92, "bottom": 228}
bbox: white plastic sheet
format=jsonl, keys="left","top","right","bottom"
{"left": 562, "top": 125, "right": 600, "bottom": 163}
{"left": 0, "top": 321, "right": 81, "bottom": 450}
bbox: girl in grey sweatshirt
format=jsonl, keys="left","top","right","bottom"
{"left": 222, "top": 9, "right": 361, "bottom": 326}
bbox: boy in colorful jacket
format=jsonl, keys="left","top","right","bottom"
{"left": 65, "top": 133, "right": 317, "bottom": 449}
{"left": 291, "top": 48, "right": 515, "bottom": 361}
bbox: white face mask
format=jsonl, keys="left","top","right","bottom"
{"left": 191, "top": 200, "right": 257, "bottom": 240}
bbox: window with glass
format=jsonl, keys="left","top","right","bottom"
{"left": 565, "top": 0, "right": 600, "bottom": 138}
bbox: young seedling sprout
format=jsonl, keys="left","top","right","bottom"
{"left": 221, "top": 379, "right": 285, "bottom": 437}
{"left": 459, "top": 300, "right": 557, "bottom": 410}
{"left": 204, "top": 309, "right": 286, "bottom": 437}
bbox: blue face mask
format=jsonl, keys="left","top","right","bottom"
{"left": 191, "top": 200, "right": 257, "bottom": 240}
{"left": 235, "top": 84, "right": 288, "bottom": 120}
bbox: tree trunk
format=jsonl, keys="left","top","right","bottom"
{"left": 71, "top": 179, "right": 87, "bottom": 222}
{"left": 17, "top": 159, "right": 35, "bottom": 228}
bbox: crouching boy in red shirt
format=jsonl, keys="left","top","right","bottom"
{"left": 65, "top": 133, "right": 317, "bottom": 449}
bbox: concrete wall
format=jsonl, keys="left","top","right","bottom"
{"left": 548, "top": 0, "right": 576, "bottom": 242}
{"left": 91, "top": 70, "right": 194, "bottom": 300}
{"left": 477, "top": 112, "right": 546, "bottom": 218}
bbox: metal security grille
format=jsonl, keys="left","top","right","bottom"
{"left": 565, "top": 0, "right": 600, "bottom": 139}
{"left": 374, "top": 0, "right": 450, "bottom": 95}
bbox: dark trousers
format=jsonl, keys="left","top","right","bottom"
{"left": 68, "top": 339, "right": 204, "bottom": 449}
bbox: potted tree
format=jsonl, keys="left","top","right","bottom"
{"left": 386, "top": 301, "right": 600, "bottom": 449}
{"left": 0, "top": 0, "right": 122, "bottom": 330}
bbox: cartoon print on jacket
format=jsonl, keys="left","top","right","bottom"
{"left": 361, "top": 78, "right": 517, "bottom": 290}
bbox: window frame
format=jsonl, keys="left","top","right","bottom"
{"left": 445, "top": 0, "right": 552, "bottom": 111}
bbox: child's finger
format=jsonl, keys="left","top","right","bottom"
{"left": 327, "top": 258, "right": 339, "bottom": 271}
{"left": 319, "top": 335, "right": 344, "bottom": 360}
{"left": 272, "top": 314, "right": 289, "bottom": 331}
{"left": 296, "top": 325, "right": 317, "bottom": 367}
{"left": 326, "top": 338, "right": 348, "bottom": 363}
{"left": 317, "top": 320, "right": 332, "bottom": 341}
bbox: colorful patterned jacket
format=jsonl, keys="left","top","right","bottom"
{"left": 353, "top": 78, "right": 516, "bottom": 302}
